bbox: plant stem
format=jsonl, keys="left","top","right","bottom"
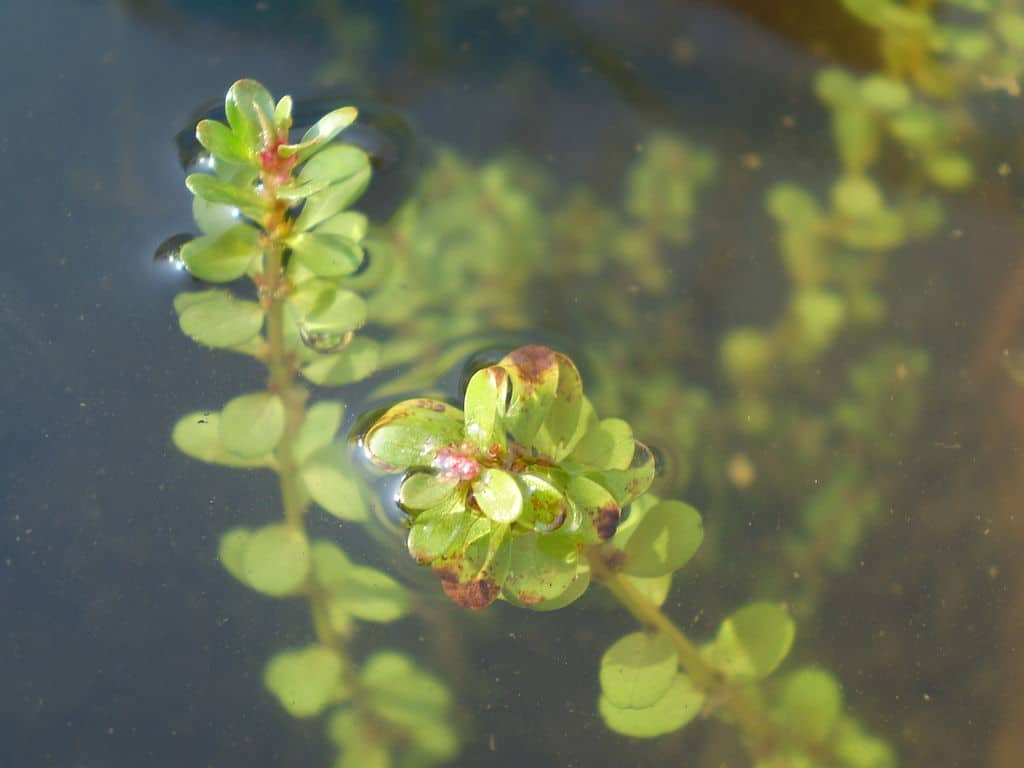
{"left": 595, "top": 565, "right": 780, "bottom": 758}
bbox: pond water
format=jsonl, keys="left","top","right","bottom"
{"left": 3, "top": 1, "right": 1020, "bottom": 767}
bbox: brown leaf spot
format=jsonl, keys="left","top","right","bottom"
{"left": 514, "top": 591, "right": 544, "bottom": 606}
{"left": 413, "top": 398, "right": 448, "bottom": 413}
{"left": 505, "top": 345, "right": 558, "bottom": 389}
{"left": 434, "top": 563, "right": 500, "bottom": 610}
{"left": 593, "top": 502, "right": 621, "bottom": 540}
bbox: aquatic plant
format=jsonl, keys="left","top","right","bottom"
{"left": 169, "top": 79, "right": 456, "bottom": 768}
{"left": 169, "top": 76, "right": 900, "bottom": 768}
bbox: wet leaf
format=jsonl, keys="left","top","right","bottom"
{"left": 225, "top": 79, "right": 277, "bottom": 153}
{"left": 472, "top": 468, "right": 523, "bottom": 523}
{"left": 406, "top": 493, "right": 476, "bottom": 564}
{"left": 623, "top": 500, "right": 704, "bottom": 577}
{"left": 264, "top": 645, "right": 348, "bottom": 718}
{"left": 316, "top": 211, "right": 369, "bottom": 241}
{"left": 294, "top": 145, "right": 373, "bottom": 231}
{"left": 569, "top": 416, "right": 635, "bottom": 470}
{"left": 567, "top": 474, "right": 621, "bottom": 541}
{"left": 273, "top": 94, "right": 292, "bottom": 134}
{"left": 833, "top": 106, "right": 878, "bottom": 171}
{"left": 598, "top": 673, "right": 704, "bottom": 738}
{"left": 301, "top": 336, "right": 379, "bottom": 386}
{"left": 778, "top": 667, "right": 843, "bottom": 743}
{"left": 625, "top": 573, "right": 673, "bottom": 607}
{"left": 301, "top": 443, "right": 367, "bottom": 522}
{"left": 192, "top": 197, "right": 239, "bottom": 236}
{"left": 859, "top": 75, "right": 909, "bottom": 112}
{"left": 534, "top": 352, "right": 586, "bottom": 460}
{"left": 175, "top": 289, "right": 264, "bottom": 348}
{"left": 925, "top": 152, "right": 973, "bottom": 189}
{"left": 241, "top": 523, "right": 311, "bottom": 597}
{"left": 814, "top": 67, "right": 859, "bottom": 106}
{"left": 501, "top": 533, "right": 580, "bottom": 608}
{"left": 432, "top": 535, "right": 506, "bottom": 609}
{"left": 280, "top": 106, "right": 358, "bottom": 161}
{"left": 293, "top": 401, "right": 344, "bottom": 464}
{"left": 834, "top": 715, "right": 897, "bottom": 768}
{"left": 185, "top": 173, "right": 264, "bottom": 213}
{"left": 585, "top": 440, "right": 656, "bottom": 507}
{"left": 600, "top": 631, "right": 678, "bottom": 709}
{"left": 288, "top": 282, "right": 367, "bottom": 336}
{"left": 399, "top": 471, "right": 459, "bottom": 512}
{"left": 463, "top": 365, "right": 509, "bottom": 453}
{"left": 219, "top": 392, "right": 286, "bottom": 458}
{"left": 196, "top": 119, "right": 251, "bottom": 166}
{"left": 705, "top": 602, "right": 795, "bottom": 680}
{"left": 363, "top": 399, "right": 465, "bottom": 470}
{"left": 179, "top": 223, "right": 262, "bottom": 283}
{"left": 287, "top": 231, "right": 364, "bottom": 277}
{"left": 519, "top": 473, "right": 570, "bottom": 532}
{"left": 832, "top": 176, "right": 883, "bottom": 219}
{"left": 767, "top": 183, "right": 822, "bottom": 227}
{"left": 502, "top": 345, "right": 560, "bottom": 445}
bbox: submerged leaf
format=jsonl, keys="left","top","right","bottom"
{"left": 173, "top": 412, "right": 274, "bottom": 468}
{"left": 219, "top": 392, "right": 286, "bottom": 458}
{"left": 179, "top": 223, "right": 262, "bottom": 283}
{"left": 175, "top": 290, "right": 264, "bottom": 348}
{"left": 705, "top": 602, "right": 795, "bottom": 680}
{"left": 241, "top": 524, "right": 311, "bottom": 597}
{"left": 599, "top": 631, "right": 678, "bottom": 709}
{"left": 622, "top": 500, "right": 703, "bottom": 578}
{"left": 265, "top": 645, "right": 348, "bottom": 718}
{"left": 599, "top": 673, "right": 704, "bottom": 738}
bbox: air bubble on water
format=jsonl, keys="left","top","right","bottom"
{"left": 299, "top": 325, "right": 353, "bottom": 354}
{"left": 153, "top": 234, "right": 195, "bottom": 270}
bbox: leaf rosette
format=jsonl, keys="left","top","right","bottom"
{"left": 362, "top": 345, "right": 657, "bottom": 610}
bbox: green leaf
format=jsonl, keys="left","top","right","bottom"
{"left": 534, "top": 351, "right": 586, "bottom": 460}
{"left": 833, "top": 106, "right": 878, "bottom": 171}
{"left": 501, "top": 533, "right": 582, "bottom": 608}
{"left": 294, "top": 145, "right": 373, "bottom": 231}
{"left": 996, "top": 13, "right": 1024, "bottom": 48}
{"left": 599, "top": 631, "right": 678, "bottom": 709}
{"left": 767, "top": 183, "right": 822, "bottom": 227}
{"left": 279, "top": 106, "right": 358, "bottom": 161}
{"left": 463, "top": 365, "right": 509, "bottom": 453}
{"left": 567, "top": 474, "right": 621, "bottom": 541}
{"left": 274, "top": 95, "right": 293, "bottom": 134}
{"left": 220, "top": 392, "right": 286, "bottom": 458}
{"left": 406, "top": 493, "right": 475, "bottom": 564}
{"left": 363, "top": 399, "right": 465, "bottom": 470}
{"left": 431, "top": 534, "right": 507, "bottom": 609}
{"left": 174, "top": 290, "right": 264, "bottom": 348}
{"left": 192, "top": 196, "right": 239, "bottom": 236}
{"left": 599, "top": 673, "right": 704, "bottom": 738}
{"left": 300, "top": 337, "right": 379, "bottom": 386}
{"left": 706, "top": 602, "right": 795, "bottom": 680}
{"left": 622, "top": 500, "right": 703, "bottom": 577}
{"left": 301, "top": 443, "right": 368, "bottom": 522}
{"left": 569, "top": 417, "right": 635, "bottom": 470}
{"left": 472, "top": 468, "right": 523, "bottom": 523}
{"left": 289, "top": 283, "right": 367, "bottom": 336}
{"left": 399, "top": 472, "right": 459, "bottom": 512}
{"left": 925, "top": 152, "right": 973, "bottom": 189}
{"left": 324, "top": 564, "right": 409, "bottom": 623}
{"left": 585, "top": 440, "right": 656, "bottom": 508}
{"left": 173, "top": 412, "right": 274, "bottom": 468}
{"left": 501, "top": 345, "right": 560, "bottom": 445}
{"left": 287, "top": 232, "right": 364, "bottom": 277}
{"left": 241, "top": 523, "right": 311, "bottom": 597}
{"left": 361, "top": 651, "right": 452, "bottom": 729}
{"left": 832, "top": 175, "right": 883, "bottom": 219}
{"left": 858, "top": 75, "right": 909, "bottom": 112}
{"left": 218, "top": 527, "right": 252, "bottom": 584}
{"left": 814, "top": 67, "right": 859, "bottom": 106}
{"left": 519, "top": 473, "right": 570, "bottom": 532}
{"left": 293, "top": 401, "right": 345, "bottom": 464}
{"left": 777, "top": 667, "right": 843, "bottom": 743}
{"left": 888, "top": 106, "right": 946, "bottom": 147}
{"left": 264, "top": 645, "right": 347, "bottom": 718}
{"left": 196, "top": 119, "right": 252, "bottom": 166}
{"left": 315, "top": 211, "right": 369, "bottom": 241}
{"left": 224, "top": 79, "right": 277, "bottom": 153}
{"left": 625, "top": 573, "right": 673, "bottom": 607}
{"left": 179, "top": 223, "right": 262, "bottom": 283}
{"left": 834, "top": 716, "right": 897, "bottom": 768}
{"left": 185, "top": 173, "right": 264, "bottom": 213}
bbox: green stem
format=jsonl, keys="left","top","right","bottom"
{"left": 596, "top": 569, "right": 778, "bottom": 755}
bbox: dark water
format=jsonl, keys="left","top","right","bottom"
{"left": 2, "top": 1, "right": 1020, "bottom": 767}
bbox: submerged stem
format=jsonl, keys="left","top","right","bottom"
{"left": 595, "top": 565, "right": 780, "bottom": 759}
